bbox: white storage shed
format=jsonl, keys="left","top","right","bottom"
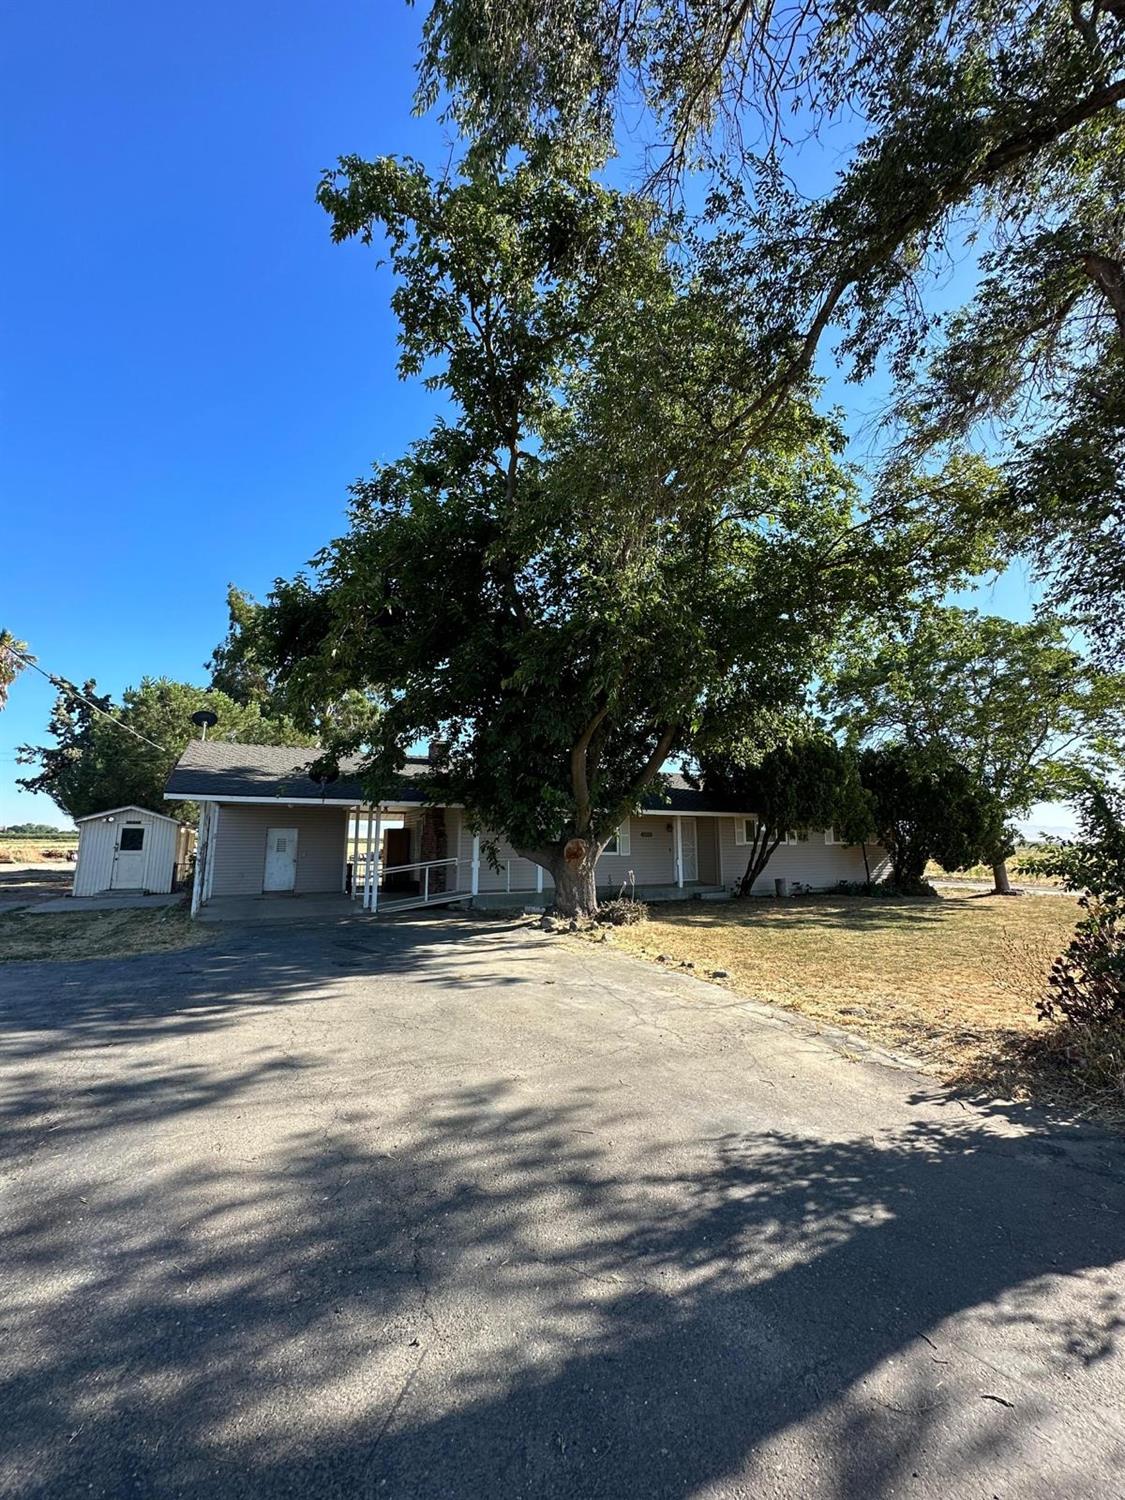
{"left": 72, "top": 806, "right": 193, "bottom": 897}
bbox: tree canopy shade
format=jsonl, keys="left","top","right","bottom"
{"left": 247, "top": 157, "right": 997, "bottom": 915}
{"left": 416, "top": 0, "right": 1125, "bottom": 656}
{"left": 825, "top": 607, "right": 1125, "bottom": 890}
{"left": 17, "top": 678, "right": 314, "bottom": 821}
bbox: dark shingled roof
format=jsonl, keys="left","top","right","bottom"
{"left": 164, "top": 740, "right": 748, "bottom": 813}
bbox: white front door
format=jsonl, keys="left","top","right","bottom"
{"left": 263, "top": 827, "right": 298, "bottom": 892}
{"left": 111, "top": 823, "right": 147, "bottom": 889}
{"left": 680, "top": 818, "right": 698, "bottom": 882}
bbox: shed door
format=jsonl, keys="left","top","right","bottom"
{"left": 263, "top": 828, "right": 299, "bottom": 892}
{"left": 111, "top": 824, "right": 147, "bottom": 889}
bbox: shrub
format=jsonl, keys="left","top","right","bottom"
{"left": 832, "top": 877, "right": 936, "bottom": 898}
{"left": 597, "top": 897, "right": 649, "bottom": 926}
{"left": 1039, "top": 897, "right": 1125, "bottom": 1028}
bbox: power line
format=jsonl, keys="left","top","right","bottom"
{"left": 1, "top": 644, "right": 168, "bottom": 753}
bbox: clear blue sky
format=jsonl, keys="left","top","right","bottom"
{"left": 0, "top": 2, "right": 1069, "bottom": 837}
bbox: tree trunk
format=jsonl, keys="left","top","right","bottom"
{"left": 861, "top": 841, "right": 872, "bottom": 893}
{"left": 992, "top": 858, "right": 1013, "bottom": 895}
{"left": 735, "top": 829, "right": 783, "bottom": 897}
{"left": 549, "top": 850, "right": 599, "bottom": 918}
{"left": 516, "top": 839, "right": 601, "bottom": 918}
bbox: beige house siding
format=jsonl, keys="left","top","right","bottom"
{"left": 453, "top": 821, "right": 549, "bottom": 892}
{"left": 716, "top": 819, "right": 888, "bottom": 892}
{"left": 209, "top": 804, "right": 348, "bottom": 897}
{"left": 199, "top": 804, "right": 886, "bottom": 904}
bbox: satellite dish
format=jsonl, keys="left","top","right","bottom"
{"left": 191, "top": 709, "right": 219, "bottom": 740}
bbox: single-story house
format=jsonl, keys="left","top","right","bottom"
{"left": 72, "top": 805, "right": 195, "bottom": 897}
{"left": 166, "top": 741, "right": 886, "bottom": 917}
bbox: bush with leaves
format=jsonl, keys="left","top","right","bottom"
{"left": 596, "top": 897, "right": 649, "bottom": 926}
{"left": 1025, "top": 784, "right": 1125, "bottom": 1034}
{"left": 1039, "top": 897, "right": 1125, "bottom": 1029}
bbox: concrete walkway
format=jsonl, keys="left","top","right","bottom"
{"left": 1, "top": 915, "right": 1123, "bottom": 1499}
{"left": 30, "top": 892, "right": 182, "bottom": 913}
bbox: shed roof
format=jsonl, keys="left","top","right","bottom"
{"left": 163, "top": 739, "right": 748, "bottom": 814}
{"left": 75, "top": 804, "right": 184, "bottom": 826}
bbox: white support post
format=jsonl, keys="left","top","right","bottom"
{"left": 470, "top": 833, "right": 480, "bottom": 897}
{"left": 372, "top": 807, "right": 383, "bottom": 914}
{"left": 190, "top": 802, "right": 210, "bottom": 918}
{"left": 350, "top": 810, "right": 360, "bottom": 899}
{"left": 423, "top": 865, "right": 430, "bottom": 904}
{"left": 674, "top": 816, "right": 684, "bottom": 888}
{"left": 536, "top": 864, "right": 544, "bottom": 895}
{"left": 364, "top": 808, "right": 374, "bottom": 910}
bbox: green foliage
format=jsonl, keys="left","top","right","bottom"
{"left": 1023, "top": 783, "right": 1125, "bottom": 899}
{"left": 243, "top": 153, "right": 986, "bottom": 914}
{"left": 700, "top": 737, "right": 868, "bottom": 895}
{"left": 416, "top": 0, "right": 1125, "bottom": 652}
{"left": 16, "top": 678, "right": 314, "bottom": 821}
{"left": 1039, "top": 897, "right": 1125, "bottom": 1028}
{"left": 826, "top": 606, "right": 1125, "bottom": 868}
{"left": 0, "top": 823, "right": 70, "bottom": 837}
{"left": 859, "top": 742, "right": 1008, "bottom": 893}
{"left": 0, "top": 630, "right": 29, "bottom": 711}
{"left": 1024, "top": 785, "right": 1125, "bottom": 1034}
{"left": 206, "top": 586, "right": 280, "bottom": 709}
{"left": 1000, "top": 357, "right": 1125, "bottom": 664}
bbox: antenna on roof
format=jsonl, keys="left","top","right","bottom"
{"left": 191, "top": 709, "right": 219, "bottom": 741}
{"left": 309, "top": 765, "right": 340, "bottom": 802}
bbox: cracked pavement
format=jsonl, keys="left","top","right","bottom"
{"left": 2, "top": 912, "right": 1124, "bottom": 1498}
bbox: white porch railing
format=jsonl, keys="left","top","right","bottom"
{"left": 359, "top": 856, "right": 471, "bottom": 915}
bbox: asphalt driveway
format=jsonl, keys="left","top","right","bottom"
{"left": 2, "top": 914, "right": 1124, "bottom": 1499}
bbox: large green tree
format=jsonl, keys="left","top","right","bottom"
{"left": 826, "top": 607, "right": 1125, "bottom": 891}
{"left": 859, "top": 742, "right": 1008, "bottom": 892}
{"left": 416, "top": 0, "right": 1125, "bottom": 656}
{"left": 247, "top": 158, "right": 992, "bottom": 915}
{"left": 17, "top": 678, "right": 313, "bottom": 821}
{"left": 699, "top": 737, "right": 870, "bottom": 896}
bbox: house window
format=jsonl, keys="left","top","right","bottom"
{"left": 787, "top": 828, "right": 810, "bottom": 845}
{"left": 119, "top": 827, "right": 144, "bottom": 851}
{"left": 824, "top": 826, "right": 844, "bottom": 845}
{"left": 603, "top": 821, "right": 632, "bottom": 856}
{"left": 733, "top": 817, "right": 760, "bottom": 846}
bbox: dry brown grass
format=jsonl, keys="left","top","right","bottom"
{"left": 608, "top": 892, "right": 1123, "bottom": 1122}
{"left": 0, "top": 905, "right": 210, "bottom": 963}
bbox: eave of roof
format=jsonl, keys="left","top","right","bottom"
{"left": 162, "top": 741, "right": 751, "bottom": 815}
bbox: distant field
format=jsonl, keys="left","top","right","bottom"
{"left": 0, "top": 833, "right": 78, "bottom": 863}
{"left": 926, "top": 846, "right": 1062, "bottom": 886}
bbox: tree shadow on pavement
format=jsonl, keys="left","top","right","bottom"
{"left": 3, "top": 1072, "right": 1124, "bottom": 1499}
{"left": 0, "top": 916, "right": 544, "bottom": 1065}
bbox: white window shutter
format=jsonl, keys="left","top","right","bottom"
{"left": 824, "top": 826, "right": 835, "bottom": 845}
{"left": 616, "top": 820, "right": 631, "bottom": 856}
